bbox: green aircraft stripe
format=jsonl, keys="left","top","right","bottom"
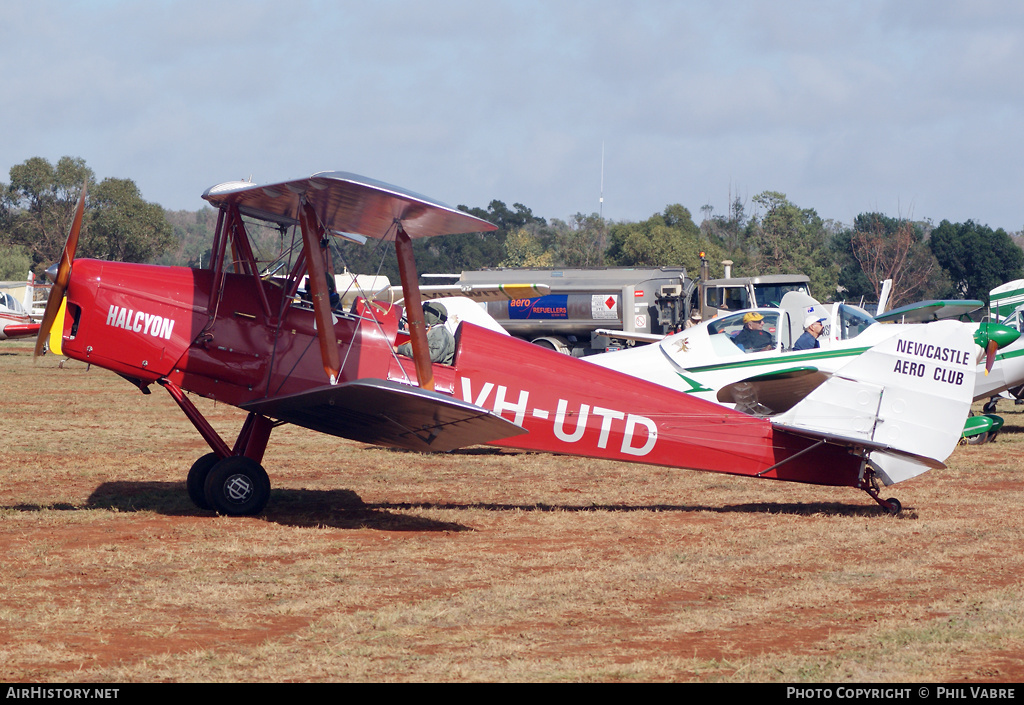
{"left": 673, "top": 373, "right": 715, "bottom": 394}
{"left": 683, "top": 347, "right": 870, "bottom": 374}
{"left": 995, "top": 346, "right": 1024, "bottom": 362}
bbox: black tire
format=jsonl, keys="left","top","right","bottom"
{"left": 983, "top": 399, "right": 999, "bottom": 414}
{"left": 186, "top": 453, "right": 221, "bottom": 510}
{"left": 203, "top": 456, "right": 271, "bottom": 516}
{"left": 966, "top": 431, "right": 989, "bottom": 446}
{"left": 884, "top": 498, "right": 902, "bottom": 516}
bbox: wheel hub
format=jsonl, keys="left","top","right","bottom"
{"left": 223, "top": 474, "right": 254, "bottom": 504}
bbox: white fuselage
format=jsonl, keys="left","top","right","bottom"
{"left": 586, "top": 297, "right": 1022, "bottom": 407}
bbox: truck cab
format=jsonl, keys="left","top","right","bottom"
{"left": 700, "top": 274, "right": 812, "bottom": 320}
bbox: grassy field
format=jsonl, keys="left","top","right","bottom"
{"left": 1, "top": 339, "right": 1023, "bottom": 682}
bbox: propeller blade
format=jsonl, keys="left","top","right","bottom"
{"left": 986, "top": 339, "right": 999, "bottom": 375}
{"left": 35, "top": 183, "right": 87, "bottom": 358}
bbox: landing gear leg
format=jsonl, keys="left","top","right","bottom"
{"left": 160, "top": 380, "right": 277, "bottom": 515}
{"left": 858, "top": 459, "right": 903, "bottom": 515}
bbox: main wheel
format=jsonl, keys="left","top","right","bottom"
{"left": 187, "top": 453, "right": 222, "bottom": 510}
{"left": 203, "top": 457, "right": 271, "bottom": 516}
{"left": 884, "top": 497, "right": 902, "bottom": 515}
{"left": 966, "top": 431, "right": 989, "bottom": 445}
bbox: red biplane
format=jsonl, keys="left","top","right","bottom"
{"left": 36, "top": 172, "right": 1000, "bottom": 516}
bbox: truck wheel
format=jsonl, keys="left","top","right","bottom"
{"left": 531, "top": 336, "right": 571, "bottom": 354}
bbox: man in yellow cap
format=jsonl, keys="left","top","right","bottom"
{"left": 733, "top": 312, "right": 774, "bottom": 352}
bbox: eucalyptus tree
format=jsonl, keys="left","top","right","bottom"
{"left": 930, "top": 219, "right": 1024, "bottom": 303}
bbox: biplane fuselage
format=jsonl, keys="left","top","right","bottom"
{"left": 59, "top": 258, "right": 867, "bottom": 488}
{"left": 38, "top": 171, "right": 1004, "bottom": 516}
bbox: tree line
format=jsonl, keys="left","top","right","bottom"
{"left": 0, "top": 156, "right": 176, "bottom": 281}
{"left": 2, "top": 156, "right": 1022, "bottom": 309}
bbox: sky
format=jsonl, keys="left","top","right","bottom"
{"left": 3, "top": 0, "right": 1024, "bottom": 232}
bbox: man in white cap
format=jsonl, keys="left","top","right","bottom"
{"left": 793, "top": 314, "right": 827, "bottom": 351}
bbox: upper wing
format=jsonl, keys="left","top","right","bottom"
{"left": 595, "top": 328, "right": 664, "bottom": 344}
{"left": 241, "top": 378, "right": 525, "bottom": 453}
{"left": 875, "top": 299, "right": 983, "bottom": 323}
{"left": 202, "top": 171, "right": 496, "bottom": 240}
{"left": 416, "top": 283, "right": 551, "bottom": 303}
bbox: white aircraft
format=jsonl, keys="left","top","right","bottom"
{"left": 978, "top": 281, "right": 1024, "bottom": 414}
{"left": 0, "top": 273, "right": 41, "bottom": 340}
{"left": 583, "top": 291, "right": 1020, "bottom": 449}
{"left": 433, "top": 288, "right": 1014, "bottom": 499}
{"left": 991, "top": 279, "right": 1024, "bottom": 321}
{"left": 867, "top": 294, "right": 1024, "bottom": 439}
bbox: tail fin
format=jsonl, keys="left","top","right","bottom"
{"left": 23, "top": 271, "right": 34, "bottom": 312}
{"left": 771, "top": 320, "right": 978, "bottom": 485}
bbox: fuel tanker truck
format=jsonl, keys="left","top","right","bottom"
{"left": 455, "top": 266, "right": 694, "bottom": 356}
{"left": 453, "top": 264, "right": 812, "bottom": 356}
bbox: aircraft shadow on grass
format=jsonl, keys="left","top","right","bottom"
{"left": 4, "top": 481, "right": 906, "bottom": 528}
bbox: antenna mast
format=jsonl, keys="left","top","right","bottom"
{"left": 599, "top": 142, "right": 605, "bottom": 219}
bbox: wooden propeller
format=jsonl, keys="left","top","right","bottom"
{"left": 985, "top": 338, "right": 999, "bottom": 375}
{"left": 35, "top": 183, "right": 87, "bottom": 358}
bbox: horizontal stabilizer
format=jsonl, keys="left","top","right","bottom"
{"left": 770, "top": 423, "right": 946, "bottom": 470}
{"left": 771, "top": 320, "right": 978, "bottom": 485}
{"left": 241, "top": 378, "right": 526, "bottom": 452}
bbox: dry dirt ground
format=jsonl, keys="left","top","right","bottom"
{"left": 2, "top": 340, "right": 1024, "bottom": 682}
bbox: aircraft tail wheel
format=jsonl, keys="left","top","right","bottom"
{"left": 187, "top": 453, "right": 222, "bottom": 510}
{"left": 883, "top": 498, "right": 902, "bottom": 516}
{"left": 203, "top": 457, "right": 271, "bottom": 516}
